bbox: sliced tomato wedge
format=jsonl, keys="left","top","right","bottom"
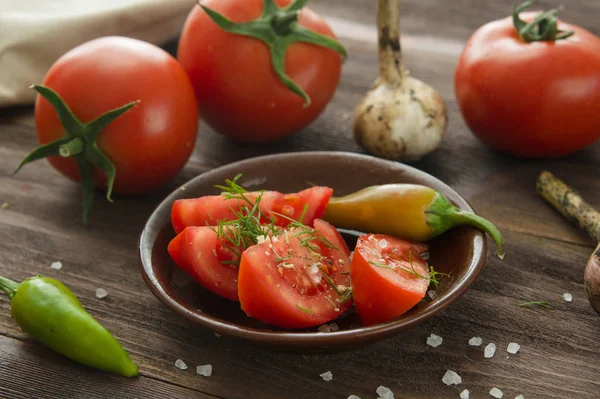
{"left": 238, "top": 219, "right": 352, "bottom": 329}
{"left": 171, "top": 186, "right": 332, "bottom": 234}
{"left": 351, "top": 234, "right": 429, "bottom": 326}
{"left": 167, "top": 226, "right": 244, "bottom": 301}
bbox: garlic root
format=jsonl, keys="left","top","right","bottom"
{"left": 353, "top": 0, "right": 447, "bottom": 161}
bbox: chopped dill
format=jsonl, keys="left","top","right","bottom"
{"left": 296, "top": 305, "right": 311, "bottom": 314}
{"left": 520, "top": 301, "right": 553, "bottom": 309}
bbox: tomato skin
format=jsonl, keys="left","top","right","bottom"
{"left": 177, "top": 0, "right": 342, "bottom": 142}
{"left": 455, "top": 12, "right": 600, "bottom": 157}
{"left": 238, "top": 220, "right": 351, "bottom": 329}
{"left": 351, "top": 235, "right": 429, "bottom": 326}
{"left": 35, "top": 37, "right": 199, "bottom": 194}
{"left": 171, "top": 187, "right": 332, "bottom": 234}
{"left": 168, "top": 227, "right": 241, "bottom": 301}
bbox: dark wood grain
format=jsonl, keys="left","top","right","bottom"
{"left": 1, "top": 0, "right": 600, "bottom": 398}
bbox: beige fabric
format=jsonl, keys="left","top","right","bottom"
{"left": 0, "top": 0, "right": 195, "bottom": 107}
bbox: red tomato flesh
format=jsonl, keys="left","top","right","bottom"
{"left": 171, "top": 187, "right": 332, "bottom": 234}
{"left": 168, "top": 226, "right": 243, "bottom": 301}
{"left": 238, "top": 219, "right": 352, "bottom": 329}
{"left": 351, "top": 234, "right": 429, "bottom": 326}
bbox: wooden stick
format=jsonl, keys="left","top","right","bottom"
{"left": 537, "top": 170, "right": 600, "bottom": 314}
{"left": 536, "top": 171, "right": 600, "bottom": 242}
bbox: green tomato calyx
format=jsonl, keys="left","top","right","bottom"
{"left": 512, "top": 1, "right": 574, "bottom": 42}
{"left": 14, "top": 85, "right": 139, "bottom": 225}
{"left": 200, "top": 0, "right": 347, "bottom": 107}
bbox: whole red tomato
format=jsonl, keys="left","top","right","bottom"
{"left": 455, "top": 5, "right": 600, "bottom": 157}
{"left": 177, "top": 0, "right": 343, "bottom": 142}
{"left": 35, "top": 37, "right": 198, "bottom": 194}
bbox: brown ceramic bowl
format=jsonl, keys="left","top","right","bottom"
{"left": 138, "top": 152, "right": 486, "bottom": 352}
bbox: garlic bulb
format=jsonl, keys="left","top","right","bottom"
{"left": 353, "top": 0, "right": 447, "bottom": 161}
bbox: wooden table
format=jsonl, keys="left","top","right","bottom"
{"left": 1, "top": 1, "right": 599, "bottom": 398}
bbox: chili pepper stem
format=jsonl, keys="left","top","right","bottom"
{"left": 450, "top": 210, "right": 505, "bottom": 259}
{"left": 426, "top": 193, "right": 505, "bottom": 259}
{"left": 0, "top": 276, "right": 19, "bottom": 300}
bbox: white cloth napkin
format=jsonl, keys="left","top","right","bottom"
{"left": 0, "top": 0, "right": 195, "bottom": 107}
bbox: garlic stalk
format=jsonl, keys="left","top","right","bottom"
{"left": 353, "top": 0, "right": 447, "bottom": 161}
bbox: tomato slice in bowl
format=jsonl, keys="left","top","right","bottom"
{"left": 168, "top": 226, "right": 243, "bottom": 301}
{"left": 351, "top": 234, "right": 430, "bottom": 326}
{"left": 238, "top": 220, "right": 352, "bottom": 329}
{"left": 171, "top": 186, "right": 333, "bottom": 234}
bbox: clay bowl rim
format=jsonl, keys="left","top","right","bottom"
{"left": 138, "top": 151, "right": 487, "bottom": 349}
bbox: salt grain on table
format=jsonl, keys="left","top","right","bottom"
{"left": 329, "top": 322, "right": 340, "bottom": 332}
{"left": 468, "top": 337, "right": 483, "bottom": 346}
{"left": 175, "top": 359, "right": 187, "bottom": 370}
{"left": 196, "top": 364, "right": 212, "bottom": 377}
{"left": 484, "top": 343, "right": 496, "bottom": 358}
{"left": 427, "top": 333, "right": 443, "bottom": 348}
{"left": 376, "top": 386, "right": 394, "bottom": 399}
{"left": 50, "top": 261, "right": 63, "bottom": 270}
{"left": 320, "top": 371, "right": 333, "bottom": 381}
{"left": 489, "top": 387, "right": 503, "bottom": 398}
{"left": 347, "top": 396, "right": 361, "bottom": 399}
{"left": 460, "top": 389, "right": 470, "bottom": 399}
{"left": 442, "top": 370, "right": 462, "bottom": 386}
{"left": 95, "top": 288, "right": 108, "bottom": 299}
{"left": 507, "top": 342, "right": 520, "bottom": 354}
{"left": 563, "top": 293, "right": 573, "bottom": 302}
{"left": 514, "top": 395, "right": 525, "bottom": 399}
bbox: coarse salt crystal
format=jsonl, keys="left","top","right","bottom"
{"left": 214, "top": 333, "right": 221, "bottom": 338}
{"left": 196, "top": 364, "right": 212, "bottom": 376}
{"left": 347, "top": 396, "right": 361, "bottom": 399}
{"left": 329, "top": 322, "right": 339, "bottom": 332}
{"left": 489, "top": 387, "right": 503, "bottom": 398}
{"left": 442, "top": 370, "right": 462, "bottom": 386}
{"left": 318, "top": 324, "right": 331, "bottom": 333}
{"left": 460, "top": 389, "right": 470, "bottom": 399}
{"left": 309, "top": 265, "right": 320, "bottom": 274}
{"left": 514, "top": 395, "right": 525, "bottom": 399}
{"left": 427, "top": 290, "right": 437, "bottom": 300}
{"left": 469, "top": 337, "right": 483, "bottom": 346}
{"left": 257, "top": 235, "right": 266, "bottom": 244}
{"left": 507, "top": 342, "right": 520, "bottom": 354}
{"left": 95, "top": 288, "right": 108, "bottom": 299}
{"left": 319, "top": 371, "right": 333, "bottom": 381}
{"left": 376, "top": 386, "right": 394, "bottom": 399}
{"left": 426, "top": 333, "right": 443, "bottom": 348}
{"left": 175, "top": 359, "right": 187, "bottom": 370}
{"left": 378, "top": 239, "right": 389, "bottom": 249}
{"left": 50, "top": 261, "right": 63, "bottom": 270}
{"left": 484, "top": 343, "right": 496, "bottom": 358}
{"left": 563, "top": 293, "right": 573, "bottom": 302}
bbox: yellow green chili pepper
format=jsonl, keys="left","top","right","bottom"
{"left": 323, "top": 184, "right": 505, "bottom": 258}
{"left": 0, "top": 275, "right": 138, "bottom": 377}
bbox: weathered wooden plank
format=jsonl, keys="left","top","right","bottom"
{"left": 0, "top": 335, "right": 220, "bottom": 399}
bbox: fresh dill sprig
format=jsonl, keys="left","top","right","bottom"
{"left": 214, "top": 173, "right": 247, "bottom": 195}
{"left": 369, "top": 250, "right": 447, "bottom": 288}
{"left": 271, "top": 206, "right": 338, "bottom": 252}
{"left": 520, "top": 301, "right": 553, "bottom": 309}
{"left": 340, "top": 288, "right": 353, "bottom": 305}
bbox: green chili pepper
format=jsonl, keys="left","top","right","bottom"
{"left": 323, "top": 184, "right": 505, "bottom": 259}
{"left": 0, "top": 275, "right": 138, "bottom": 377}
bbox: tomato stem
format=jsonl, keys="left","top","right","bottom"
{"left": 15, "top": 85, "right": 139, "bottom": 224}
{"left": 512, "top": 1, "right": 574, "bottom": 42}
{"left": 198, "top": 0, "right": 346, "bottom": 106}
{"left": 59, "top": 138, "right": 84, "bottom": 157}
